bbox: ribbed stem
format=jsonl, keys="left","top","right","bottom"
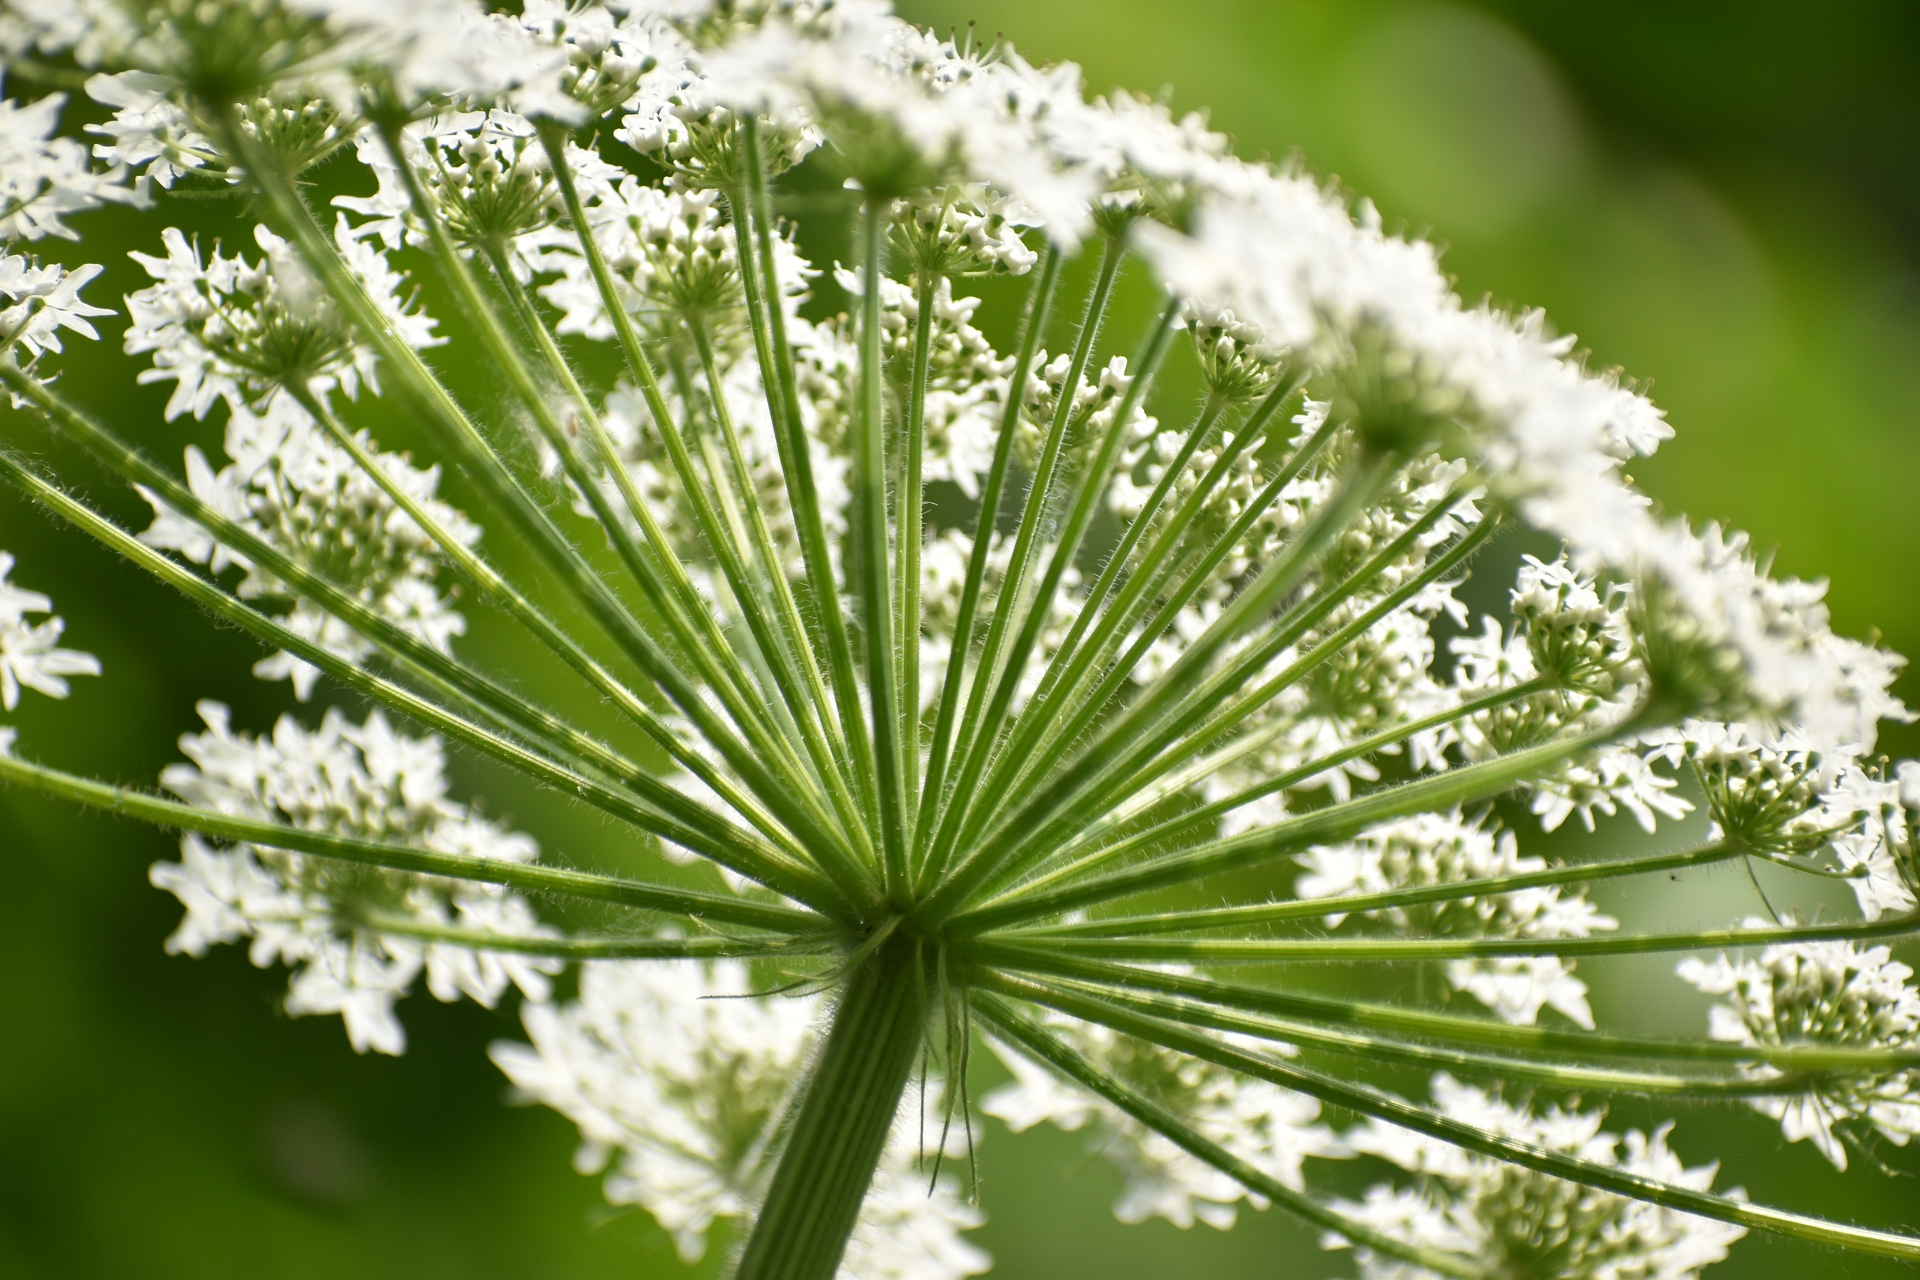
{"left": 734, "top": 938, "right": 928, "bottom": 1280}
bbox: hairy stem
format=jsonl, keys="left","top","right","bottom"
{"left": 973, "top": 993, "right": 1485, "bottom": 1280}
{"left": 1011, "top": 976, "right": 1920, "bottom": 1262}
{"left": 0, "top": 751, "right": 815, "bottom": 932}
{"left": 734, "top": 938, "right": 928, "bottom": 1280}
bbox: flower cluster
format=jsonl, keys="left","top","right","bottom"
{"left": 137, "top": 395, "right": 475, "bottom": 698}
{"left": 0, "top": 549, "right": 98, "bottom": 725}
{"left": 1679, "top": 938, "right": 1920, "bottom": 1170}
{"left": 1297, "top": 808, "right": 1618, "bottom": 1027}
{"left": 983, "top": 1014, "right": 1347, "bottom": 1231}
{"left": 123, "top": 220, "right": 436, "bottom": 418}
{"left": 150, "top": 701, "right": 557, "bottom": 1055}
{"left": 1329, "top": 1074, "right": 1746, "bottom": 1280}
{"left": 0, "top": 252, "right": 111, "bottom": 360}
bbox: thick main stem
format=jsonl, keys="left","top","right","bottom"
{"left": 735, "top": 939, "right": 928, "bottom": 1280}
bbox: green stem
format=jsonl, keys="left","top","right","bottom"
{"left": 1007, "top": 976, "right": 1920, "bottom": 1262}
{"left": 383, "top": 142, "right": 855, "bottom": 892}
{"left": 354, "top": 916, "right": 833, "bottom": 960}
{"left": 923, "top": 239, "right": 1125, "bottom": 885}
{"left": 737, "top": 118, "right": 880, "bottom": 819}
{"left": 0, "top": 751, "right": 815, "bottom": 933}
{"left": 922, "top": 453, "right": 1401, "bottom": 923}
{"left": 0, "top": 449, "right": 838, "bottom": 906}
{"left": 972, "top": 994, "right": 1485, "bottom": 1280}
{"left": 974, "top": 671, "right": 1543, "bottom": 917}
{"left": 918, "top": 247, "right": 1062, "bottom": 851}
{"left": 1015, "top": 488, "right": 1488, "bottom": 859}
{"left": 281, "top": 385, "right": 802, "bottom": 861}
{"left": 216, "top": 109, "right": 846, "bottom": 888}
{"left": 1017, "top": 910, "right": 1920, "bottom": 963}
{"left": 479, "top": 242, "right": 876, "bottom": 902}
{"left": 1011, "top": 840, "right": 1742, "bottom": 937}
{"left": 734, "top": 938, "right": 928, "bottom": 1280}
{"left": 942, "top": 299, "right": 1182, "bottom": 869}
{"left": 1023, "top": 393, "right": 1328, "bottom": 760}
{"left": 971, "top": 716, "right": 1629, "bottom": 925}
{"left": 980, "top": 948, "right": 1920, "bottom": 1072}
{"left": 972, "top": 398, "right": 1337, "bottom": 841}
{"left": 901, "top": 268, "right": 936, "bottom": 820}
{"left": 688, "top": 316, "right": 858, "bottom": 810}
{"left": 1014, "top": 382, "right": 1275, "bottom": 729}
{"left": 1001, "top": 972, "right": 1809, "bottom": 1098}
{"left": 853, "top": 198, "right": 910, "bottom": 899}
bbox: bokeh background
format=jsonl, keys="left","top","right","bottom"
{"left": 3, "top": 1, "right": 1918, "bottom": 1275}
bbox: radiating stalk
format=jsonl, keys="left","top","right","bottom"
{"left": 1021, "top": 910, "right": 1920, "bottom": 962}
{"left": 734, "top": 938, "right": 928, "bottom": 1280}
{"left": 1000, "top": 392, "right": 1234, "bottom": 751}
{"left": 533, "top": 135, "right": 856, "bottom": 832}
{"left": 540, "top": 125, "right": 837, "bottom": 763}
{"left": 922, "top": 453, "right": 1399, "bottom": 923}
{"left": 215, "top": 111, "right": 851, "bottom": 888}
{"left": 973, "top": 506, "right": 1496, "bottom": 895}
{"left": 918, "top": 248, "right": 1062, "bottom": 849}
{"left": 0, "top": 752, "right": 818, "bottom": 933}
{"left": 479, "top": 241, "right": 877, "bottom": 895}
{"left": 972, "top": 994, "right": 1485, "bottom": 1280}
{"left": 900, "top": 268, "right": 937, "bottom": 816}
{"left": 935, "top": 299, "right": 1182, "bottom": 876}
{"left": 922, "top": 240, "right": 1125, "bottom": 884}
{"left": 969, "top": 716, "right": 1632, "bottom": 924}
{"left": 688, "top": 316, "right": 860, "bottom": 810}
{"left": 473, "top": 243, "right": 772, "bottom": 733}
{"left": 14, "top": 371, "right": 648, "bottom": 803}
{"left": 852, "top": 198, "right": 910, "bottom": 897}
{"left": 976, "top": 678, "right": 1552, "bottom": 914}
{"left": 380, "top": 139, "right": 861, "bottom": 896}
{"left": 982, "top": 948, "right": 1920, "bottom": 1072}
{"left": 999, "top": 972, "right": 1806, "bottom": 1098}
{"left": 280, "top": 384, "right": 801, "bottom": 858}
{"left": 0, "top": 381, "right": 769, "bottom": 865}
{"left": 1022, "top": 389, "right": 1326, "bottom": 751}
{"left": 1012, "top": 840, "right": 1742, "bottom": 937}
{"left": 736, "top": 118, "right": 880, "bottom": 822}
{"left": 1019, "top": 383, "right": 1272, "bottom": 718}
{"left": 355, "top": 917, "right": 834, "bottom": 961}
{"left": 0, "top": 449, "right": 844, "bottom": 909}
{"left": 973, "top": 395, "right": 1334, "bottom": 831}
{"left": 1007, "top": 977, "right": 1920, "bottom": 1262}
{"left": 1017, "top": 506, "right": 1498, "bottom": 845}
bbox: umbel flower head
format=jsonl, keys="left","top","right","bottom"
{"left": 0, "top": 2, "right": 1916, "bottom": 1278}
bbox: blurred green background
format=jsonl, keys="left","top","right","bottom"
{"left": 3, "top": 1, "right": 1918, "bottom": 1275}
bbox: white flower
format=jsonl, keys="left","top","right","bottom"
{"left": 0, "top": 252, "right": 112, "bottom": 359}
{"left": 491, "top": 958, "right": 989, "bottom": 1277}
{"left": 149, "top": 702, "right": 556, "bottom": 1055}
{"left": 1295, "top": 809, "right": 1616, "bottom": 1027}
{"left": 0, "top": 86, "right": 145, "bottom": 241}
{"left": 0, "top": 550, "right": 101, "bottom": 710}
{"left": 84, "top": 70, "right": 215, "bottom": 189}
{"left": 983, "top": 1015, "right": 1348, "bottom": 1231}
{"left": 124, "top": 221, "right": 433, "bottom": 419}
{"left": 1678, "top": 937, "right": 1920, "bottom": 1170}
{"left": 137, "top": 394, "right": 474, "bottom": 699}
{"left": 283, "top": 0, "right": 580, "bottom": 120}
{"left": 699, "top": 6, "right": 1104, "bottom": 245}
{"left": 1330, "top": 1074, "right": 1745, "bottom": 1280}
